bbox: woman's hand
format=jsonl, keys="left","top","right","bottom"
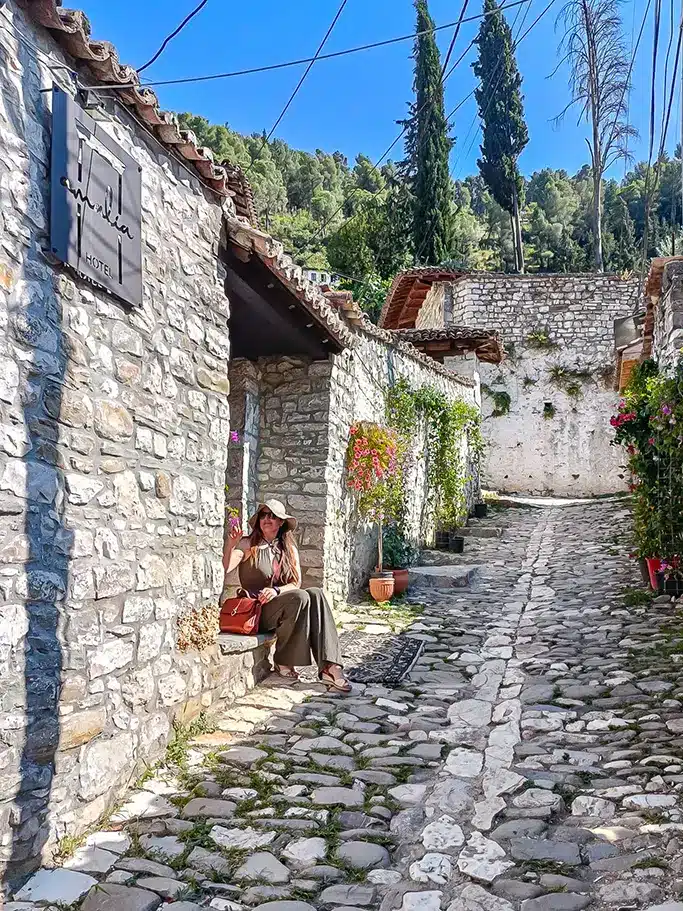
{"left": 225, "top": 524, "right": 242, "bottom": 551}
{"left": 257, "top": 587, "right": 278, "bottom": 604}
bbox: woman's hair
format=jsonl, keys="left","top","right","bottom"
{"left": 249, "top": 519, "right": 300, "bottom": 586}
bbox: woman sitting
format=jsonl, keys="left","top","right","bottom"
{"left": 223, "top": 498, "right": 350, "bottom": 693}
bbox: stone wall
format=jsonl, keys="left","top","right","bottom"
{"left": 229, "top": 334, "right": 478, "bottom": 605}
{"left": 435, "top": 274, "right": 641, "bottom": 495}
{"left": 324, "top": 331, "right": 478, "bottom": 600}
{"left": 654, "top": 261, "right": 683, "bottom": 373}
{"left": 0, "top": 5, "right": 269, "bottom": 881}
{"left": 256, "top": 357, "right": 332, "bottom": 590}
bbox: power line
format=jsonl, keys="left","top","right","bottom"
{"left": 291, "top": 0, "right": 507, "bottom": 260}
{"left": 139, "top": 0, "right": 531, "bottom": 89}
{"left": 414, "top": 0, "right": 551, "bottom": 264}
{"left": 138, "top": 0, "right": 210, "bottom": 73}
{"left": 246, "top": 0, "right": 349, "bottom": 175}
{"left": 640, "top": 0, "right": 664, "bottom": 277}
{"left": 441, "top": 0, "right": 473, "bottom": 76}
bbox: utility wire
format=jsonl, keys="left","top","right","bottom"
{"left": 139, "top": 0, "right": 531, "bottom": 88}
{"left": 138, "top": 0, "right": 209, "bottom": 73}
{"left": 291, "top": 0, "right": 511, "bottom": 259}
{"left": 414, "top": 0, "right": 550, "bottom": 264}
{"left": 641, "top": 0, "right": 664, "bottom": 277}
{"left": 246, "top": 0, "right": 348, "bottom": 174}
{"left": 441, "top": 0, "right": 473, "bottom": 76}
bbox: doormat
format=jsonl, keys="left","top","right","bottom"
{"left": 298, "top": 631, "right": 424, "bottom": 687}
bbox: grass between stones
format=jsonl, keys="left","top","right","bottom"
{"left": 623, "top": 587, "right": 654, "bottom": 607}
{"left": 520, "top": 860, "right": 576, "bottom": 877}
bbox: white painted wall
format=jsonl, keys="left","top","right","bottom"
{"left": 436, "top": 273, "right": 641, "bottom": 495}
{"left": 478, "top": 354, "right": 626, "bottom": 496}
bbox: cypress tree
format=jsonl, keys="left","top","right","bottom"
{"left": 405, "top": 0, "right": 454, "bottom": 265}
{"left": 473, "top": 0, "right": 528, "bottom": 271}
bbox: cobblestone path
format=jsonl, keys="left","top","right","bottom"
{"left": 11, "top": 500, "right": 683, "bottom": 911}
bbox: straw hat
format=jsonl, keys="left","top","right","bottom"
{"left": 248, "top": 498, "right": 298, "bottom": 532}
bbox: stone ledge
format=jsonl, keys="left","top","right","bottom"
{"left": 217, "top": 633, "right": 276, "bottom": 655}
{"left": 409, "top": 564, "right": 480, "bottom": 588}
{"left": 456, "top": 526, "right": 503, "bottom": 538}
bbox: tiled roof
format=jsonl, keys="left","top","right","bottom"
{"left": 226, "top": 219, "right": 357, "bottom": 349}
{"left": 391, "top": 327, "right": 503, "bottom": 364}
{"left": 18, "top": 0, "right": 257, "bottom": 222}
{"left": 380, "top": 268, "right": 464, "bottom": 328}
{"left": 225, "top": 221, "right": 475, "bottom": 387}
{"left": 645, "top": 256, "right": 683, "bottom": 298}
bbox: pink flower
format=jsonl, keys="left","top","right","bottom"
{"left": 230, "top": 430, "right": 240, "bottom": 443}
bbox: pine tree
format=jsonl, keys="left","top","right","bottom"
{"left": 473, "top": 0, "right": 529, "bottom": 271}
{"left": 403, "top": 0, "right": 454, "bottom": 265}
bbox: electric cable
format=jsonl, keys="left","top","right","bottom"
{"left": 138, "top": 0, "right": 531, "bottom": 88}
{"left": 138, "top": 0, "right": 209, "bottom": 73}
{"left": 246, "top": 0, "right": 349, "bottom": 174}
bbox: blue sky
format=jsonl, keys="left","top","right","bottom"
{"left": 81, "top": 0, "right": 677, "bottom": 182}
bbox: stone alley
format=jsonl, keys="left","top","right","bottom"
{"left": 10, "top": 499, "right": 683, "bottom": 911}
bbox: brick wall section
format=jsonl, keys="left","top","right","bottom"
{"left": 0, "top": 4, "right": 271, "bottom": 878}
{"left": 654, "top": 262, "right": 683, "bottom": 373}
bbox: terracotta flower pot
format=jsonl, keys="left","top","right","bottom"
{"left": 646, "top": 558, "right": 662, "bottom": 590}
{"left": 392, "top": 568, "right": 409, "bottom": 596}
{"left": 369, "top": 572, "right": 395, "bottom": 602}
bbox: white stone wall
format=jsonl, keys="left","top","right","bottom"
{"left": 440, "top": 274, "right": 641, "bottom": 495}
{"left": 0, "top": 4, "right": 266, "bottom": 878}
{"left": 654, "top": 262, "right": 683, "bottom": 373}
{"left": 324, "top": 332, "right": 478, "bottom": 601}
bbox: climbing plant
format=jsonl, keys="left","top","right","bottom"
{"left": 612, "top": 358, "right": 683, "bottom": 572}
{"left": 386, "top": 378, "right": 484, "bottom": 528}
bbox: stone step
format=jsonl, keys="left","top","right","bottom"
{"left": 217, "top": 633, "right": 275, "bottom": 655}
{"left": 408, "top": 563, "right": 480, "bottom": 588}
{"left": 455, "top": 526, "right": 503, "bottom": 538}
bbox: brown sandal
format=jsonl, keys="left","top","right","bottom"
{"left": 319, "top": 669, "right": 351, "bottom": 693}
{"left": 274, "top": 664, "right": 299, "bottom": 680}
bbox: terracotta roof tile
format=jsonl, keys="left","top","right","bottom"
{"left": 380, "top": 268, "right": 465, "bottom": 328}
{"left": 18, "top": 0, "right": 257, "bottom": 222}
{"left": 225, "top": 221, "right": 475, "bottom": 387}
{"left": 391, "top": 327, "right": 503, "bottom": 363}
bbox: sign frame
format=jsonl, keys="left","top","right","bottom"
{"left": 50, "top": 86, "right": 143, "bottom": 308}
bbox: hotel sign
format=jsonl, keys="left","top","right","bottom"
{"left": 50, "top": 86, "right": 142, "bottom": 307}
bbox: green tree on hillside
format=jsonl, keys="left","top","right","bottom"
{"left": 473, "top": 0, "right": 529, "bottom": 272}
{"left": 402, "top": 0, "right": 454, "bottom": 264}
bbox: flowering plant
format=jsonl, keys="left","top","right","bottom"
{"left": 612, "top": 358, "right": 683, "bottom": 570}
{"left": 346, "top": 422, "right": 403, "bottom": 571}
{"left": 346, "top": 422, "right": 401, "bottom": 520}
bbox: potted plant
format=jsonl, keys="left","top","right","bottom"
{"left": 435, "top": 529, "right": 450, "bottom": 549}
{"left": 370, "top": 514, "right": 395, "bottom": 601}
{"left": 383, "top": 523, "right": 416, "bottom": 595}
{"left": 346, "top": 421, "right": 402, "bottom": 601}
{"left": 448, "top": 532, "right": 465, "bottom": 553}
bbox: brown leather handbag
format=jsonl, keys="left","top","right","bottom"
{"left": 219, "top": 595, "right": 262, "bottom": 635}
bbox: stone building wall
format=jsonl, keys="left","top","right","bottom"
{"left": 654, "top": 261, "right": 683, "bottom": 373}
{"left": 434, "top": 274, "right": 641, "bottom": 495}
{"left": 324, "top": 331, "right": 478, "bottom": 601}
{"left": 228, "top": 341, "right": 477, "bottom": 603}
{"left": 0, "top": 5, "right": 271, "bottom": 880}
{"left": 256, "top": 357, "right": 332, "bottom": 590}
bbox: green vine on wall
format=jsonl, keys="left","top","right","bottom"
{"left": 386, "top": 378, "right": 484, "bottom": 528}
{"left": 481, "top": 384, "right": 512, "bottom": 416}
